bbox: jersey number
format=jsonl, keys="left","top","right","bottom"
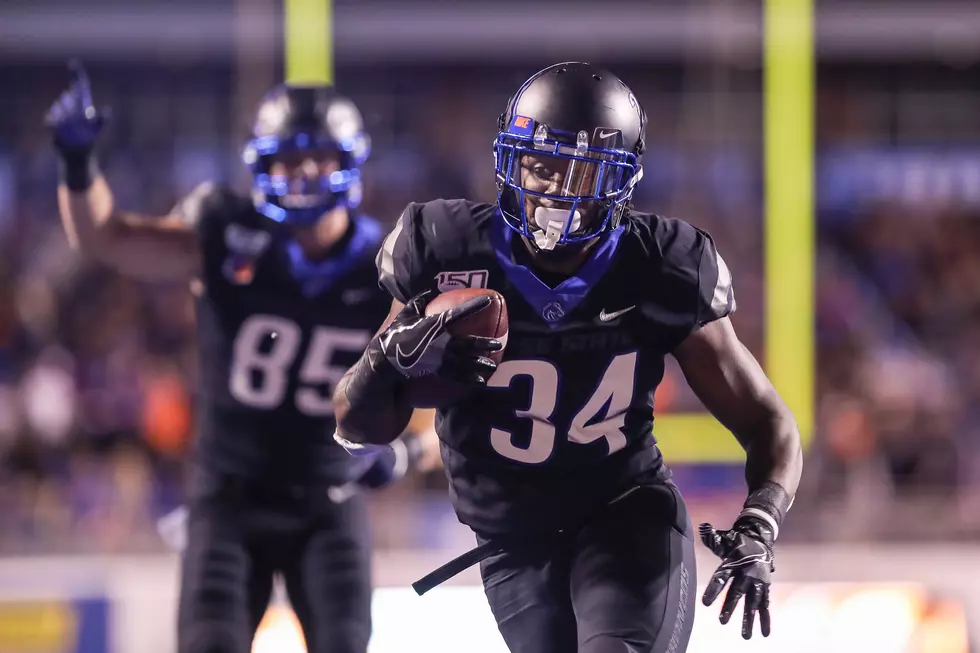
{"left": 488, "top": 352, "right": 638, "bottom": 464}
{"left": 229, "top": 315, "right": 371, "bottom": 416}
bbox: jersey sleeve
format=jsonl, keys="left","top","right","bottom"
{"left": 172, "top": 182, "right": 218, "bottom": 229}
{"left": 172, "top": 182, "right": 266, "bottom": 290}
{"left": 170, "top": 181, "right": 225, "bottom": 259}
{"left": 646, "top": 217, "right": 736, "bottom": 350}
{"left": 376, "top": 203, "right": 430, "bottom": 303}
{"left": 694, "top": 231, "right": 736, "bottom": 326}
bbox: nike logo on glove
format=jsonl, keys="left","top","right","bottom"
{"left": 393, "top": 313, "right": 446, "bottom": 370}
{"left": 719, "top": 550, "right": 771, "bottom": 570}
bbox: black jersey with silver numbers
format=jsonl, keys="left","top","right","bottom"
{"left": 377, "top": 199, "right": 735, "bottom": 535}
{"left": 178, "top": 183, "right": 391, "bottom": 484}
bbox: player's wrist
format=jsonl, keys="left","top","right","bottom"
{"left": 345, "top": 351, "right": 402, "bottom": 402}
{"left": 732, "top": 515, "right": 776, "bottom": 547}
{"left": 736, "top": 481, "right": 792, "bottom": 541}
{"left": 340, "top": 351, "right": 413, "bottom": 445}
{"left": 55, "top": 146, "right": 99, "bottom": 192}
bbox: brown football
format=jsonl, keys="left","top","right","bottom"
{"left": 402, "top": 288, "right": 508, "bottom": 408}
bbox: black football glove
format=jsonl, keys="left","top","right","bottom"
{"left": 337, "top": 291, "right": 502, "bottom": 447}
{"left": 699, "top": 517, "right": 775, "bottom": 640}
{"left": 373, "top": 290, "right": 502, "bottom": 385}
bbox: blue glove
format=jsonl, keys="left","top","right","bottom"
{"left": 334, "top": 431, "right": 392, "bottom": 458}
{"left": 334, "top": 432, "right": 422, "bottom": 489}
{"left": 356, "top": 435, "right": 423, "bottom": 489}
{"left": 45, "top": 60, "right": 108, "bottom": 153}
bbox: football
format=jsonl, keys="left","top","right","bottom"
{"left": 403, "top": 288, "right": 508, "bottom": 408}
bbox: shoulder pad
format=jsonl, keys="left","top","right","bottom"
{"left": 696, "top": 229, "right": 736, "bottom": 325}
{"left": 377, "top": 203, "right": 422, "bottom": 303}
{"left": 658, "top": 216, "right": 735, "bottom": 325}
{"left": 638, "top": 215, "right": 735, "bottom": 339}
{"left": 416, "top": 199, "right": 493, "bottom": 258}
{"left": 170, "top": 182, "right": 225, "bottom": 228}
{"left": 377, "top": 199, "right": 491, "bottom": 303}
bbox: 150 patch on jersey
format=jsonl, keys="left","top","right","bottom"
{"left": 222, "top": 224, "right": 271, "bottom": 285}
{"left": 435, "top": 270, "right": 489, "bottom": 292}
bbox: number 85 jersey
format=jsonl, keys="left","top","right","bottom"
{"left": 187, "top": 184, "right": 392, "bottom": 484}
{"left": 378, "top": 199, "right": 735, "bottom": 535}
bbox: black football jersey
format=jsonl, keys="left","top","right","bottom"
{"left": 377, "top": 199, "right": 735, "bottom": 534}
{"left": 179, "top": 183, "right": 391, "bottom": 484}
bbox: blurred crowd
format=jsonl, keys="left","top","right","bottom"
{"left": 804, "top": 203, "right": 980, "bottom": 542}
{"left": 1, "top": 60, "right": 979, "bottom": 552}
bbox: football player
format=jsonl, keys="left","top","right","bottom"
{"left": 46, "top": 61, "right": 432, "bottom": 653}
{"left": 333, "top": 62, "right": 803, "bottom": 652}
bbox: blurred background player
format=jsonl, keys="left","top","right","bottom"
{"left": 333, "top": 62, "right": 803, "bottom": 652}
{"left": 45, "top": 61, "right": 431, "bottom": 653}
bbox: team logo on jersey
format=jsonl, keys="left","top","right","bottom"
{"left": 435, "top": 270, "right": 489, "bottom": 292}
{"left": 541, "top": 301, "right": 565, "bottom": 323}
{"left": 222, "top": 224, "right": 271, "bottom": 285}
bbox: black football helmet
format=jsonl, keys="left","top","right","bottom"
{"left": 242, "top": 84, "right": 370, "bottom": 226}
{"left": 494, "top": 62, "right": 646, "bottom": 250}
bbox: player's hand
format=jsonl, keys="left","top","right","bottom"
{"left": 334, "top": 431, "right": 391, "bottom": 458}
{"left": 699, "top": 517, "right": 774, "bottom": 640}
{"left": 376, "top": 291, "right": 502, "bottom": 385}
{"left": 44, "top": 60, "right": 108, "bottom": 152}
{"left": 329, "top": 433, "right": 424, "bottom": 504}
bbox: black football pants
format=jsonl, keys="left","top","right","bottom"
{"left": 479, "top": 482, "right": 696, "bottom": 653}
{"left": 177, "top": 471, "right": 372, "bottom": 653}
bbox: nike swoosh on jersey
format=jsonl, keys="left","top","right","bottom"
{"left": 394, "top": 314, "right": 446, "bottom": 370}
{"left": 598, "top": 305, "right": 636, "bottom": 322}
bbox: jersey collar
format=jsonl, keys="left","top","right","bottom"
{"left": 286, "top": 216, "right": 381, "bottom": 297}
{"left": 489, "top": 214, "right": 625, "bottom": 328}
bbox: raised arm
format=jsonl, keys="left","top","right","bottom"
{"left": 48, "top": 61, "right": 199, "bottom": 283}
{"left": 58, "top": 177, "right": 200, "bottom": 282}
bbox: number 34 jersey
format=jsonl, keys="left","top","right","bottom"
{"left": 378, "top": 199, "right": 735, "bottom": 535}
{"left": 183, "top": 184, "right": 391, "bottom": 485}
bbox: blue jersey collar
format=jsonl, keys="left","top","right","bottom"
{"left": 489, "top": 214, "right": 624, "bottom": 328}
{"left": 287, "top": 216, "right": 382, "bottom": 297}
